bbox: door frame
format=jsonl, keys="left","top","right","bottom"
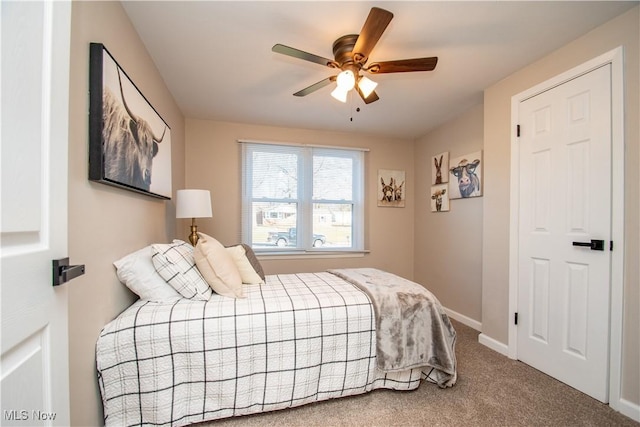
{"left": 508, "top": 47, "right": 624, "bottom": 407}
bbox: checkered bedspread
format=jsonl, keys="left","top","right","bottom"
{"left": 97, "top": 272, "right": 443, "bottom": 427}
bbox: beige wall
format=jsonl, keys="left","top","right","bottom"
{"left": 67, "top": 2, "right": 185, "bottom": 425}
{"left": 414, "top": 104, "right": 484, "bottom": 323}
{"left": 185, "top": 119, "right": 415, "bottom": 278}
{"left": 482, "top": 6, "right": 639, "bottom": 405}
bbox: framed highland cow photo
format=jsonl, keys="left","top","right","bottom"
{"left": 89, "top": 43, "right": 172, "bottom": 199}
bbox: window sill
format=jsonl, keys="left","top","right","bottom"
{"left": 256, "top": 250, "right": 370, "bottom": 260}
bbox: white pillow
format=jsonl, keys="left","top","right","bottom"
{"left": 194, "top": 232, "right": 244, "bottom": 298}
{"left": 113, "top": 246, "right": 182, "bottom": 302}
{"left": 225, "top": 245, "right": 264, "bottom": 284}
{"left": 151, "top": 240, "right": 212, "bottom": 301}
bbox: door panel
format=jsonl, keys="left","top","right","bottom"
{"left": 532, "top": 149, "right": 551, "bottom": 231}
{"left": 565, "top": 262, "right": 588, "bottom": 358}
{"left": 517, "top": 64, "right": 611, "bottom": 402}
{"left": 530, "top": 258, "right": 550, "bottom": 343}
{"left": 567, "top": 140, "right": 590, "bottom": 231}
{"left": 1, "top": 329, "right": 49, "bottom": 427}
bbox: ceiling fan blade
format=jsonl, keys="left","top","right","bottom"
{"left": 352, "top": 7, "right": 394, "bottom": 63}
{"left": 367, "top": 57, "right": 438, "bottom": 74}
{"left": 293, "top": 76, "right": 335, "bottom": 97}
{"left": 272, "top": 44, "right": 334, "bottom": 67}
{"left": 355, "top": 85, "right": 379, "bottom": 104}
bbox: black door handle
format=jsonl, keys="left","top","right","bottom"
{"left": 572, "top": 239, "right": 605, "bottom": 251}
{"left": 52, "top": 258, "right": 85, "bottom": 286}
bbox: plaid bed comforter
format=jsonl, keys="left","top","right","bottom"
{"left": 97, "top": 272, "right": 440, "bottom": 427}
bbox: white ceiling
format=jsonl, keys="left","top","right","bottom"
{"left": 122, "top": 1, "right": 636, "bottom": 140}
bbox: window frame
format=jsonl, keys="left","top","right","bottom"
{"left": 241, "top": 141, "right": 365, "bottom": 254}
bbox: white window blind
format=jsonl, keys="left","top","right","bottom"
{"left": 241, "top": 141, "right": 364, "bottom": 252}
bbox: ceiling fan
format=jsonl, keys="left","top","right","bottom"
{"left": 272, "top": 7, "right": 438, "bottom": 104}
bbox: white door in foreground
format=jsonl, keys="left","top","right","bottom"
{"left": 1, "top": 1, "right": 72, "bottom": 425}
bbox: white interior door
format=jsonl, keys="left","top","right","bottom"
{"left": 516, "top": 64, "right": 612, "bottom": 402}
{"left": 1, "top": 1, "right": 72, "bottom": 425}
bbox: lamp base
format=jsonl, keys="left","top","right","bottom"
{"left": 188, "top": 219, "right": 199, "bottom": 246}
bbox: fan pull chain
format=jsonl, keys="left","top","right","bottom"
{"left": 349, "top": 92, "right": 360, "bottom": 122}
{"left": 348, "top": 92, "right": 361, "bottom": 122}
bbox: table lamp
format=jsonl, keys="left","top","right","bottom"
{"left": 176, "top": 189, "right": 212, "bottom": 246}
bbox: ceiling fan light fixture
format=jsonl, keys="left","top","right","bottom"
{"left": 274, "top": 7, "right": 438, "bottom": 105}
{"left": 331, "top": 86, "right": 349, "bottom": 103}
{"left": 358, "top": 76, "right": 378, "bottom": 98}
{"left": 336, "top": 70, "right": 355, "bottom": 91}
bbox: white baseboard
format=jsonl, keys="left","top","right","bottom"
{"left": 478, "top": 333, "right": 509, "bottom": 357}
{"left": 613, "top": 397, "right": 640, "bottom": 423}
{"left": 442, "top": 307, "right": 508, "bottom": 357}
{"left": 443, "top": 307, "right": 481, "bottom": 331}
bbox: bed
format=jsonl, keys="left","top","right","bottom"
{"left": 97, "top": 239, "right": 457, "bottom": 427}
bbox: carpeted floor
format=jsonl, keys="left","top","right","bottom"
{"left": 199, "top": 320, "right": 638, "bottom": 426}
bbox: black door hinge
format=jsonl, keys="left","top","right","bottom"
{"left": 517, "top": 125, "right": 521, "bottom": 137}
{"left": 610, "top": 241, "right": 614, "bottom": 251}
{"left": 514, "top": 312, "right": 518, "bottom": 325}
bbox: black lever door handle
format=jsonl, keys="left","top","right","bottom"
{"left": 52, "top": 257, "right": 86, "bottom": 286}
{"left": 572, "top": 239, "right": 605, "bottom": 251}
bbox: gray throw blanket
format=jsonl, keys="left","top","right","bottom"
{"left": 329, "top": 268, "right": 457, "bottom": 387}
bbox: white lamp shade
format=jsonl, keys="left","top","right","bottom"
{"left": 357, "top": 76, "right": 378, "bottom": 98}
{"left": 331, "top": 86, "right": 349, "bottom": 103}
{"left": 336, "top": 70, "right": 355, "bottom": 90}
{"left": 176, "top": 189, "right": 212, "bottom": 218}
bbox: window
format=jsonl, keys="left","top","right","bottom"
{"left": 241, "top": 142, "right": 365, "bottom": 253}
